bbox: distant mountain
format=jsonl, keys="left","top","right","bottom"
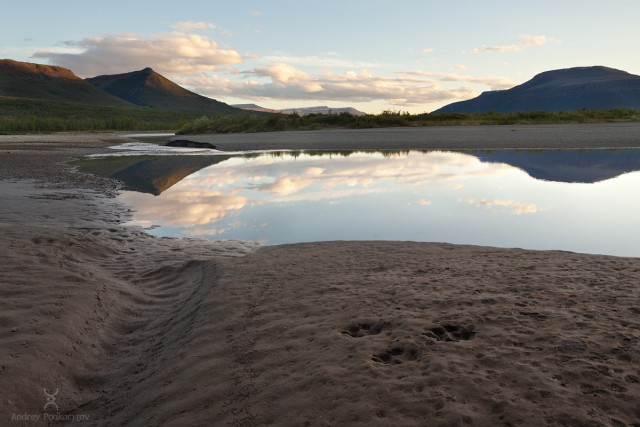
{"left": 232, "top": 103, "right": 367, "bottom": 116}
{"left": 434, "top": 66, "right": 640, "bottom": 113}
{"left": 0, "top": 59, "right": 133, "bottom": 107}
{"left": 87, "top": 68, "right": 241, "bottom": 114}
{"left": 231, "top": 104, "right": 281, "bottom": 114}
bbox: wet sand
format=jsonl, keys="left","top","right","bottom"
{"left": 0, "top": 131, "right": 639, "bottom": 426}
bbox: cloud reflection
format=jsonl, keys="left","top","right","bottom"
{"left": 466, "top": 198, "right": 541, "bottom": 215}
{"left": 121, "top": 151, "right": 521, "bottom": 232}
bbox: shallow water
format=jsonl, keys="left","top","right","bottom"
{"left": 99, "top": 149, "right": 640, "bottom": 257}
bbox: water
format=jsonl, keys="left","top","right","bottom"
{"left": 88, "top": 149, "right": 640, "bottom": 257}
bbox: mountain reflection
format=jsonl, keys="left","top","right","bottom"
{"left": 75, "top": 155, "right": 230, "bottom": 195}
{"left": 472, "top": 149, "right": 640, "bottom": 183}
{"left": 119, "top": 150, "right": 518, "bottom": 232}
{"left": 78, "top": 149, "right": 640, "bottom": 198}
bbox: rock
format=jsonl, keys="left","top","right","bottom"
{"left": 165, "top": 140, "right": 217, "bottom": 150}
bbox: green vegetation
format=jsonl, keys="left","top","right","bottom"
{"left": 0, "top": 96, "right": 201, "bottom": 134}
{"left": 4, "top": 96, "right": 640, "bottom": 135}
{"left": 177, "top": 109, "right": 640, "bottom": 135}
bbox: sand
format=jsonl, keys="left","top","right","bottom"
{"left": 0, "top": 131, "right": 639, "bottom": 426}
{"left": 175, "top": 122, "right": 640, "bottom": 151}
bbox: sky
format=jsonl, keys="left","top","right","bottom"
{"left": 2, "top": 1, "right": 640, "bottom": 113}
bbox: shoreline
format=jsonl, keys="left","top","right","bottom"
{"left": 1, "top": 132, "right": 639, "bottom": 425}
{"left": 173, "top": 122, "right": 640, "bottom": 151}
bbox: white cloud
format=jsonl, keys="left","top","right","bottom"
{"left": 397, "top": 70, "right": 514, "bottom": 90}
{"left": 170, "top": 21, "right": 216, "bottom": 31}
{"left": 420, "top": 48, "right": 434, "bottom": 55}
{"left": 191, "top": 67, "right": 477, "bottom": 107}
{"left": 250, "top": 63, "right": 311, "bottom": 83}
{"left": 263, "top": 54, "right": 386, "bottom": 69}
{"left": 32, "top": 32, "right": 243, "bottom": 77}
{"left": 28, "top": 24, "right": 525, "bottom": 111}
{"left": 465, "top": 34, "right": 548, "bottom": 54}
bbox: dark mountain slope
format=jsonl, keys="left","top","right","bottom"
{"left": 434, "top": 66, "right": 640, "bottom": 113}
{"left": 86, "top": 68, "right": 241, "bottom": 114}
{"left": 0, "top": 59, "right": 134, "bottom": 107}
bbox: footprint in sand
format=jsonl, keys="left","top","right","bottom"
{"left": 342, "top": 320, "right": 390, "bottom": 338}
{"left": 424, "top": 324, "right": 476, "bottom": 342}
{"left": 372, "top": 343, "right": 420, "bottom": 365}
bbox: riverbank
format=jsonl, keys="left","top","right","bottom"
{"left": 172, "top": 122, "right": 640, "bottom": 152}
{"left": 0, "top": 133, "right": 638, "bottom": 426}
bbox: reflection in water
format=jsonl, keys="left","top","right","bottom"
{"left": 474, "top": 149, "right": 640, "bottom": 183}
{"left": 109, "top": 149, "right": 640, "bottom": 257}
{"left": 75, "top": 155, "right": 229, "bottom": 195}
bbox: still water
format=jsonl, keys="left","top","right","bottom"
{"left": 106, "top": 149, "right": 640, "bottom": 257}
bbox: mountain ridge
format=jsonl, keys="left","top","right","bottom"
{"left": 0, "top": 58, "right": 134, "bottom": 107}
{"left": 232, "top": 103, "right": 367, "bottom": 116}
{"left": 434, "top": 66, "right": 640, "bottom": 113}
{"left": 86, "top": 68, "right": 241, "bottom": 114}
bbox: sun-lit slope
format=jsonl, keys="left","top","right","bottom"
{"left": 0, "top": 59, "right": 134, "bottom": 107}
{"left": 435, "top": 66, "right": 640, "bottom": 113}
{"left": 86, "top": 68, "right": 242, "bottom": 114}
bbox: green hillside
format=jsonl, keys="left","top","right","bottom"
{"left": 0, "top": 59, "right": 246, "bottom": 133}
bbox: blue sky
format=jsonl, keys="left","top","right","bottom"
{"left": 2, "top": 1, "right": 639, "bottom": 113}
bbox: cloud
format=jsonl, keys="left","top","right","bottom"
{"left": 465, "top": 34, "right": 548, "bottom": 54}
{"left": 29, "top": 25, "right": 523, "bottom": 110}
{"left": 397, "top": 70, "right": 514, "bottom": 90}
{"left": 249, "top": 10, "right": 263, "bottom": 17}
{"left": 32, "top": 32, "right": 243, "bottom": 77}
{"left": 420, "top": 48, "right": 434, "bottom": 55}
{"left": 466, "top": 198, "right": 541, "bottom": 215}
{"left": 262, "top": 54, "right": 386, "bottom": 69}
{"left": 170, "top": 21, "right": 216, "bottom": 31}
{"left": 250, "top": 63, "right": 311, "bottom": 83}
{"left": 187, "top": 68, "right": 477, "bottom": 107}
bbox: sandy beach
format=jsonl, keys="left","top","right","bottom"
{"left": 1, "top": 129, "right": 639, "bottom": 426}
{"left": 175, "top": 122, "right": 640, "bottom": 151}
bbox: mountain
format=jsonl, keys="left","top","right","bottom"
{"left": 86, "top": 68, "right": 241, "bottom": 114}
{"left": 232, "top": 103, "right": 367, "bottom": 116}
{"left": 0, "top": 59, "right": 134, "bottom": 107}
{"left": 232, "top": 104, "right": 280, "bottom": 114}
{"left": 434, "top": 66, "right": 640, "bottom": 113}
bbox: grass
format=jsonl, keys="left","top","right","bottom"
{"left": 176, "top": 109, "right": 640, "bottom": 135}
{"left": 0, "top": 96, "right": 202, "bottom": 134}
{"left": 4, "top": 96, "right": 640, "bottom": 135}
